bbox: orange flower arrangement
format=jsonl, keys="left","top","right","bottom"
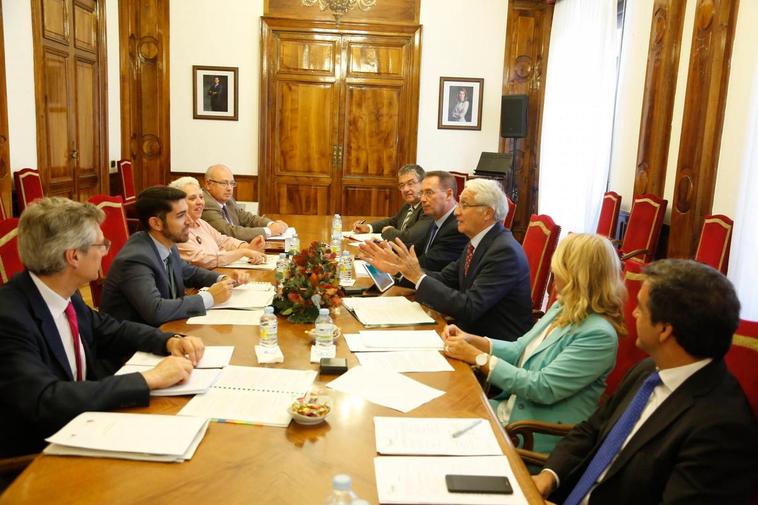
{"left": 273, "top": 241, "right": 342, "bottom": 323}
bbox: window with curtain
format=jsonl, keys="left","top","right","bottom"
{"left": 538, "top": 0, "right": 619, "bottom": 235}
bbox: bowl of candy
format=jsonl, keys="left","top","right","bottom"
{"left": 288, "top": 394, "right": 333, "bottom": 425}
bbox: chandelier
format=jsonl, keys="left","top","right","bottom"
{"left": 302, "top": 0, "right": 377, "bottom": 22}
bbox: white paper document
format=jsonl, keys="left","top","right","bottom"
{"left": 373, "top": 417, "right": 502, "bottom": 455}
{"left": 374, "top": 456, "right": 527, "bottom": 505}
{"left": 187, "top": 309, "right": 264, "bottom": 325}
{"left": 267, "top": 227, "right": 296, "bottom": 241}
{"left": 116, "top": 365, "right": 222, "bottom": 396}
{"left": 343, "top": 297, "right": 435, "bottom": 327}
{"left": 310, "top": 344, "right": 336, "bottom": 363}
{"left": 356, "top": 351, "right": 453, "bottom": 372}
{"left": 178, "top": 365, "right": 317, "bottom": 427}
{"left": 44, "top": 412, "right": 210, "bottom": 463}
{"left": 209, "top": 283, "right": 274, "bottom": 310}
{"left": 344, "top": 232, "right": 383, "bottom": 243}
{"left": 126, "top": 346, "right": 234, "bottom": 369}
{"left": 326, "top": 365, "right": 444, "bottom": 413}
{"left": 224, "top": 254, "right": 279, "bottom": 270}
{"left": 360, "top": 330, "right": 444, "bottom": 350}
{"left": 354, "top": 260, "right": 370, "bottom": 278}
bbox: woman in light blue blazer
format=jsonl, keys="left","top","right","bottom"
{"left": 443, "top": 233, "right": 626, "bottom": 454}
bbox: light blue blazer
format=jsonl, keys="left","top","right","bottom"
{"left": 488, "top": 301, "right": 618, "bottom": 454}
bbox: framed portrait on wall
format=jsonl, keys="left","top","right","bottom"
{"left": 193, "top": 65, "right": 238, "bottom": 121}
{"left": 437, "top": 77, "right": 484, "bottom": 130}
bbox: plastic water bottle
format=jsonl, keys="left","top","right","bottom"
{"left": 315, "top": 308, "right": 335, "bottom": 350}
{"left": 332, "top": 214, "right": 342, "bottom": 236}
{"left": 331, "top": 231, "right": 342, "bottom": 256}
{"left": 275, "top": 253, "right": 289, "bottom": 284}
{"left": 290, "top": 232, "right": 300, "bottom": 254}
{"left": 323, "top": 474, "right": 358, "bottom": 505}
{"left": 259, "top": 306, "right": 278, "bottom": 349}
{"left": 339, "top": 251, "right": 354, "bottom": 285}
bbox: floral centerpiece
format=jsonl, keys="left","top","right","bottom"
{"left": 272, "top": 241, "right": 343, "bottom": 323}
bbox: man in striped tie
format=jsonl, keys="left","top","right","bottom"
{"left": 533, "top": 259, "right": 757, "bottom": 505}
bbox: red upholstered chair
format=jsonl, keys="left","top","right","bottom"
{"left": 0, "top": 218, "right": 23, "bottom": 286}
{"left": 605, "top": 259, "right": 648, "bottom": 397}
{"left": 522, "top": 214, "right": 561, "bottom": 312}
{"left": 449, "top": 171, "right": 468, "bottom": 199}
{"left": 694, "top": 214, "right": 733, "bottom": 275}
{"left": 619, "top": 193, "right": 667, "bottom": 263}
{"left": 87, "top": 195, "right": 130, "bottom": 307}
{"left": 596, "top": 191, "right": 621, "bottom": 239}
{"left": 116, "top": 159, "right": 137, "bottom": 213}
{"left": 13, "top": 168, "right": 44, "bottom": 213}
{"left": 504, "top": 196, "right": 517, "bottom": 229}
{"left": 726, "top": 319, "right": 758, "bottom": 418}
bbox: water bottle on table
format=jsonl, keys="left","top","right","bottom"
{"left": 275, "top": 253, "right": 288, "bottom": 283}
{"left": 315, "top": 308, "right": 335, "bottom": 349}
{"left": 339, "top": 251, "right": 353, "bottom": 285}
{"left": 289, "top": 232, "right": 300, "bottom": 254}
{"left": 323, "top": 474, "right": 358, "bottom": 505}
{"left": 259, "top": 306, "right": 278, "bottom": 349}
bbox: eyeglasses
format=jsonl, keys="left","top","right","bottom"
{"left": 458, "top": 202, "right": 488, "bottom": 210}
{"left": 208, "top": 179, "right": 237, "bottom": 188}
{"left": 90, "top": 238, "right": 112, "bottom": 252}
{"left": 397, "top": 179, "right": 419, "bottom": 189}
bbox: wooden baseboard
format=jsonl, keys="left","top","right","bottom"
{"left": 168, "top": 172, "right": 258, "bottom": 202}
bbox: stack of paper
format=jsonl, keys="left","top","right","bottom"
{"left": 373, "top": 417, "right": 501, "bottom": 456}
{"left": 344, "top": 232, "right": 383, "bottom": 243}
{"left": 345, "top": 330, "right": 444, "bottom": 352}
{"left": 326, "top": 365, "right": 444, "bottom": 413}
{"left": 116, "top": 365, "right": 222, "bottom": 396}
{"left": 44, "top": 412, "right": 210, "bottom": 462}
{"left": 355, "top": 351, "right": 453, "bottom": 373}
{"left": 209, "top": 283, "right": 274, "bottom": 310}
{"left": 126, "top": 346, "right": 234, "bottom": 369}
{"left": 343, "top": 297, "right": 435, "bottom": 327}
{"left": 267, "top": 227, "right": 296, "bottom": 241}
{"left": 374, "top": 455, "right": 527, "bottom": 505}
{"left": 224, "top": 254, "right": 279, "bottom": 270}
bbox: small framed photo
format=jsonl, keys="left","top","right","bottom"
{"left": 193, "top": 65, "right": 238, "bottom": 121}
{"left": 438, "top": 77, "right": 484, "bottom": 130}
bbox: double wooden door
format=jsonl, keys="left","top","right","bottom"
{"left": 259, "top": 18, "right": 421, "bottom": 216}
{"left": 31, "top": 0, "right": 108, "bottom": 201}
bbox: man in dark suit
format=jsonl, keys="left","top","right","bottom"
{"left": 0, "top": 197, "right": 204, "bottom": 457}
{"left": 360, "top": 178, "right": 532, "bottom": 341}
{"left": 408, "top": 170, "right": 467, "bottom": 271}
{"left": 352, "top": 164, "right": 427, "bottom": 242}
{"left": 533, "top": 260, "right": 757, "bottom": 505}
{"left": 102, "top": 186, "right": 242, "bottom": 326}
{"left": 202, "top": 164, "right": 288, "bottom": 241}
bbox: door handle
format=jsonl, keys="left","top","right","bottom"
{"left": 70, "top": 149, "right": 79, "bottom": 161}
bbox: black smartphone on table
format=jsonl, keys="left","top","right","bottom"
{"left": 445, "top": 474, "right": 513, "bottom": 494}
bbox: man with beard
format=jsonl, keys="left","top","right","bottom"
{"left": 101, "top": 186, "right": 245, "bottom": 326}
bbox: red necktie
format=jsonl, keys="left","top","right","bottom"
{"left": 64, "top": 302, "right": 84, "bottom": 381}
{"left": 464, "top": 244, "right": 474, "bottom": 276}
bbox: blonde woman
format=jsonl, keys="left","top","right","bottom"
{"left": 169, "top": 177, "right": 266, "bottom": 269}
{"left": 443, "top": 233, "right": 625, "bottom": 454}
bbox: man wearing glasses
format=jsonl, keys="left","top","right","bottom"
{"left": 360, "top": 178, "right": 532, "bottom": 342}
{"left": 202, "top": 164, "right": 288, "bottom": 241}
{"left": 352, "top": 164, "right": 427, "bottom": 242}
{"left": 0, "top": 197, "right": 205, "bottom": 458}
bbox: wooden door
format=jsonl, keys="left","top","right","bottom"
{"left": 31, "top": 0, "right": 108, "bottom": 202}
{"left": 260, "top": 19, "right": 421, "bottom": 216}
{"left": 0, "top": 0, "right": 10, "bottom": 217}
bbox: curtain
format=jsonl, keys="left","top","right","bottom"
{"left": 728, "top": 65, "right": 758, "bottom": 321}
{"left": 538, "top": 0, "right": 618, "bottom": 235}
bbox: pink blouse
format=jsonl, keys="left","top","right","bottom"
{"left": 178, "top": 218, "right": 246, "bottom": 269}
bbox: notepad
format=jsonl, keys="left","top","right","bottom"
{"left": 224, "top": 254, "right": 279, "bottom": 270}
{"left": 115, "top": 365, "right": 222, "bottom": 396}
{"left": 44, "top": 412, "right": 210, "bottom": 463}
{"left": 178, "top": 365, "right": 317, "bottom": 427}
{"left": 355, "top": 351, "right": 453, "bottom": 372}
{"left": 267, "top": 227, "right": 296, "bottom": 241}
{"left": 125, "top": 346, "right": 234, "bottom": 369}
{"left": 343, "top": 297, "right": 436, "bottom": 327}
{"left": 343, "top": 232, "right": 383, "bottom": 243}
{"left": 374, "top": 417, "right": 502, "bottom": 455}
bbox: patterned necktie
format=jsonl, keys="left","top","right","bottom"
{"left": 563, "top": 371, "right": 663, "bottom": 505}
{"left": 63, "top": 302, "right": 84, "bottom": 381}
{"left": 425, "top": 223, "right": 439, "bottom": 254}
{"left": 400, "top": 205, "right": 414, "bottom": 231}
{"left": 222, "top": 204, "right": 232, "bottom": 224}
{"left": 463, "top": 244, "right": 475, "bottom": 276}
{"left": 165, "top": 255, "right": 177, "bottom": 299}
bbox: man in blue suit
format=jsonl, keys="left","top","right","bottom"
{"left": 102, "top": 186, "right": 243, "bottom": 326}
{"left": 361, "top": 178, "right": 533, "bottom": 341}
{"left": 0, "top": 197, "right": 204, "bottom": 458}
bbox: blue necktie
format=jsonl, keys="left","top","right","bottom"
{"left": 563, "top": 371, "right": 662, "bottom": 505}
{"left": 425, "top": 223, "right": 439, "bottom": 254}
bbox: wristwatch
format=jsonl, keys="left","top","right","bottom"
{"left": 474, "top": 352, "right": 488, "bottom": 369}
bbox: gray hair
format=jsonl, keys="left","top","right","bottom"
{"left": 398, "top": 164, "right": 424, "bottom": 182}
{"left": 464, "top": 178, "right": 509, "bottom": 221}
{"left": 169, "top": 176, "right": 201, "bottom": 191}
{"left": 18, "top": 197, "right": 104, "bottom": 275}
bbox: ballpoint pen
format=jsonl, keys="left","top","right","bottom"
{"left": 451, "top": 419, "right": 483, "bottom": 438}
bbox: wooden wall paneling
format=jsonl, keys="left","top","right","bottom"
{"left": 265, "top": 0, "right": 420, "bottom": 25}
{"left": 31, "top": 0, "right": 108, "bottom": 202}
{"left": 668, "top": 0, "right": 740, "bottom": 258}
{"left": 119, "top": 0, "right": 170, "bottom": 193}
{"left": 0, "top": 0, "right": 10, "bottom": 217}
{"left": 499, "top": 0, "right": 554, "bottom": 240}
{"left": 633, "top": 0, "right": 687, "bottom": 196}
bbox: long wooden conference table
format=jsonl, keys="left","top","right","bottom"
{"left": 1, "top": 215, "right": 544, "bottom": 504}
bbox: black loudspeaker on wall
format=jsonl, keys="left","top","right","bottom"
{"left": 500, "top": 95, "right": 528, "bottom": 138}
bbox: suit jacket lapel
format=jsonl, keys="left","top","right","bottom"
{"left": 463, "top": 223, "right": 504, "bottom": 288}
{"left": 18, "top": 271, "right": 75, "bottom": 380}
{"left": 141, "top": 232, "right": 172, "bottom": 298}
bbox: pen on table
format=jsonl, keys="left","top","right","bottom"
{"left": 451, "top": 419, "right": 483, "bottom": 438}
